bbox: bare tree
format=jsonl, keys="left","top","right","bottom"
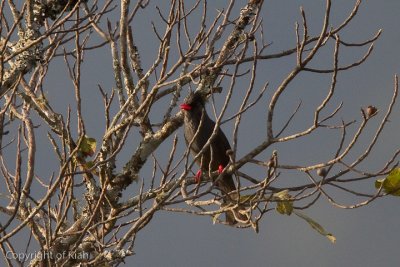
{"left": 0, "top": 0, "right": 398, "bottom": 266}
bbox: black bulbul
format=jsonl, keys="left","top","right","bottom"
{"left": 180, "top": 92, "right": 247, "bottom": 224}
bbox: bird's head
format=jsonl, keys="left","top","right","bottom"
{"left": 180, "top": 92, "right": 205, "bottom": 114}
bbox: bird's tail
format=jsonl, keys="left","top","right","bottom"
{"left": 218, "top": 175, "right": 249, "bottom": 225}
{"left": 225, "top": 204, "right": 249, "bottom": 225}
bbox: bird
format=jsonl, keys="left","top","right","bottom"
{"left": 180, "top": 91, "right": 247, "bottom": 224}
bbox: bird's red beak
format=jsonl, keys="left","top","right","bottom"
{"left": 180, "top": 103, "right": 192, "bottom": 111}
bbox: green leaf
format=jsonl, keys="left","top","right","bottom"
{"left": 294, "top": 210, "right": 336, "bottom": 244}
{"left": 276, "top": 201, "right": 293, "bottom": 215}
{"left": 375, "top": 168, "right": 400, "bottom": 196}
{"left": 274, "top": 190, "right": 293, "bottom": 215}
{"left": 78, "top": 136, "right": 97, "bottom": 158}
{"left": 272, "top": 189, "right": 288, "bottom": 198}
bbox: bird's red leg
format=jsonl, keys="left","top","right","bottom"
{"left": 195, "top": 170, "right": 202, "bottom": 183}
{"left": 218, "top": 164, "right": 224, "bottom": 174}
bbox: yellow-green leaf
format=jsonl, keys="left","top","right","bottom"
{"left": 375, "top": 168, "right": 400, "bottom": 196}
{"left": 294, "top": 210, "right": 336, "bottom": 244}
{"left": 274, "top": 190, "right": 293, "bottom": 215}
{"left": 276, "top": 201, "right": 293, "bottom": 215}
{"left": 273, "top": 190, "right": 290, "bottom": 199}
{"left": 78, "top": 136, "right": 97, "bottom": 158}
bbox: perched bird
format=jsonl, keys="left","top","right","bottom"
{"left": 180, "top": 91, "right": 247, "bottom": 224}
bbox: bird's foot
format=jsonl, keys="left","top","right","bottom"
{"left": 218, "top": 164, "right": 224, "bottom": 174}
{"left": 195, "top": 170, "right": 202, "bottom": 183}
